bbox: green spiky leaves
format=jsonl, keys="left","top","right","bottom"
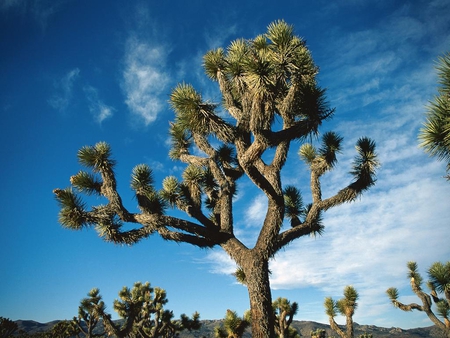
{"left": 169, "top": 121, "right": 191, "bottom": 160}
{"left": 324, "top": 297, "right": 337, "bottom": 317}
{"left": 161, "top": 176, "right": 180, "bottom": 207}
{"left": 386, "top": 287, "right": 399, "bottom": 302}
{"left": 70, "top": 171, "right": 102, "bottom": 195}
{"left": 233, "top": 267, "right": 247, "bottom": 285}
{"left": 266, "top": 20, "right": 294, "bottom": 50}
{"left": 407, "top": 261, "right": 423, "bottom": 289}
{"left": 339, "top": 285, "right": 359, "bottom": 312}
{"left": 350, "top": 137, "right": 379, "bottom": 191}
{"left": 78, "top": 142, "right": 115, "bottom": 172}
{"left": 53, "top": 188, "right": 87, "bottom": 230}
{"left": 169, "top": 83, "right": 234, "bottom": 150}
{"left": 320, "top": 132, "right": 343, "bottom": 169}
{"left": 294, "top": 82, "right": 334, "bottom": 124}
{"left": 283, "top": 186, "right": 304, "bottom": 227}
{"left": 299, "top": 143, "right": 316, "bottom": 164}
{"left": 221, "top": 310, "right": 250, "bottom": 338}
{"left": 203, "top": 48, "right": 225, "bottom": 80}
{"left": 419, "top": 52, "right": 450, "bottom": 172}
{"left": 428, "top": 261, "right": 450, "bottom": 294}
{"left": 435, "top": 299, "right": 450, "bottom": 320}
{"left": 131, "top": 164, "right": 165, "bottom": 214}
{"left": 299, "top": 131, "right": 343, "bottom": 173}
{"left": 170, "top": 83, "right": 216, "bottom": 136}
{"left": 181, "top": 165, "right": 203, "bottom": 207}
{"left": 226, "top": 39, "right": 248, "bottom": 79}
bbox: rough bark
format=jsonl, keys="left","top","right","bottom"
{"left": 243, "top": 256, "right": 274, "bottom": 338}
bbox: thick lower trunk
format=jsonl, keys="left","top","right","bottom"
{"left": 245, "top": 257, "right": 275, "bottom": 338}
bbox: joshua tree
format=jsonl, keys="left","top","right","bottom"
{"left": 386, "top": 261, "right": 450, "bottom": 338}
{"left": 49, "top": 320, "right": 80, "bottom": 338}
{"left": 358, "top": 334, "right": 372, "bottom": 338}
{"left": 54, "top": 20, "right": 379, "bottom": 338}
{"left": 214, "top": 310, "right": 251, "bottom": 338}
{"left": 273, "top": 297, "right": 299, "bottom": 338}
{"left": 310, "top": 329, "right": 326, "bottom": 338}
{"left": 324, "top": 286, "right": 359, "bottom": 338}
{"left": 73, "top": 288, "right": 106, "bottom": 337}
{"left": 101, "top": 281, "right": 200, "bottom": 338}
{"left": 0, "top": 317, "right": 18, "bottom": 338}
{"left": 419, "top": 52, "right": 450, "bottom": 180}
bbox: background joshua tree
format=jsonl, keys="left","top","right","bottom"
{"left": 0, "top": 317, "right": 18, "bottom": 338}
{"left": 214, "top": 310, "right": 251, "bottom": 338}
{"left": 100, "top": 281, "right": 200, "bottom": 338}
{"left": 386, "top": 261, "right": 450, "bottom": 338}
{"left": 358, "top": 334, "right": 372, "bottom": 338}
{"left": 54, "top": 20, "right": 379, "bottom": 338}
{"left": 310, "top": 329, "right": 326, "bottom": 338}
{"left": 324, "top": 286, "right": 359, "bottom": 338}
{"left": 49, "top": 320, "right": 80, "bottom": 338}
{"left": 73, "top": 288, "right": 105, "bottom": 337}
{"left": 419, "top": 52, "right": 450, "bottom": 180}
{"left": 272, "top": 297, "right": 299, "bottom": 338}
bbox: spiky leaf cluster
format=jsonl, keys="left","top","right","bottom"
{"left": 407, "top": 261, "right": 424, "bottom": 290}
{"left": 419, "top": 52, "right": 450, "bottom": 178}
{"left": 324, "top": 297, "right": 337, "bottom": 318}
{"left": 78, "top": 142, "right": 115, "bottom": 172}
{"left": 70, "top": 171, "right": 102, "bottom": 195}
{"left": 283, "top": 186, "right": 304, "bottom": 222}
{"left": 299, "top": 131, "right": 343, "bottom": 175}
{"left": 131, "top": 164, "right": 165, "bottom": 214}
{"left": 428, "top": 261, "right": 450, "bottom": 295}
{"left": 386, "top": 287, "right": 399, "bottom": 302}
{"left": 350, "top": 137, "right": 379, "bottom": 192}
{"left": 53, "top": 188, "right": 87, "bottom": 229}
{"left": 337, "top": 286, "right": 359, "bottom": 315}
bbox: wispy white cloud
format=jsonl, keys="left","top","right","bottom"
{"left": 48, "top": 68, "right": 80, "bottom": 112}
{"left": 122, "top": 36, "right": 170, "bottom": 127}
{"left": 115, "top": 0, "right": 174, "bottom": 127}
{"left": 83, "top": 86, "right": 114, "bottom": 124}
{"left": 245, "top": 194, "right": 267, "bottom": 226}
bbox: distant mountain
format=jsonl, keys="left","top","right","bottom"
{"left": 13, "top": 319, "right": 446, "bottom": 337}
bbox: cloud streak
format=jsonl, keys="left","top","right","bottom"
{"left": 48, "top": 68, "right": 80, "bottom": 113}
{"left": 122, "top": 36, "right": 170, "bottom": 126}
{"left": 83, "top": 85, "right": 114, "bottom": 124}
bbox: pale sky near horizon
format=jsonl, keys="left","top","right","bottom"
{"left": 1, "top": 0, "right": 449, "bottom": 331}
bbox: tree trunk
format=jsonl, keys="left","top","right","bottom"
{"left": 244, "top": 256, "right": 275, "bottom": 338}
{"left": 346, "top": 314, "right": 354, "bottom": 338}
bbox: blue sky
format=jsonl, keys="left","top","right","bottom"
{"left": 1, "top": 0, "right": 449, "bottom": 330}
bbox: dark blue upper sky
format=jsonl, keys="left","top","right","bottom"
{"left": 1, "top": 0, "right": 449, "bottom": 329}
